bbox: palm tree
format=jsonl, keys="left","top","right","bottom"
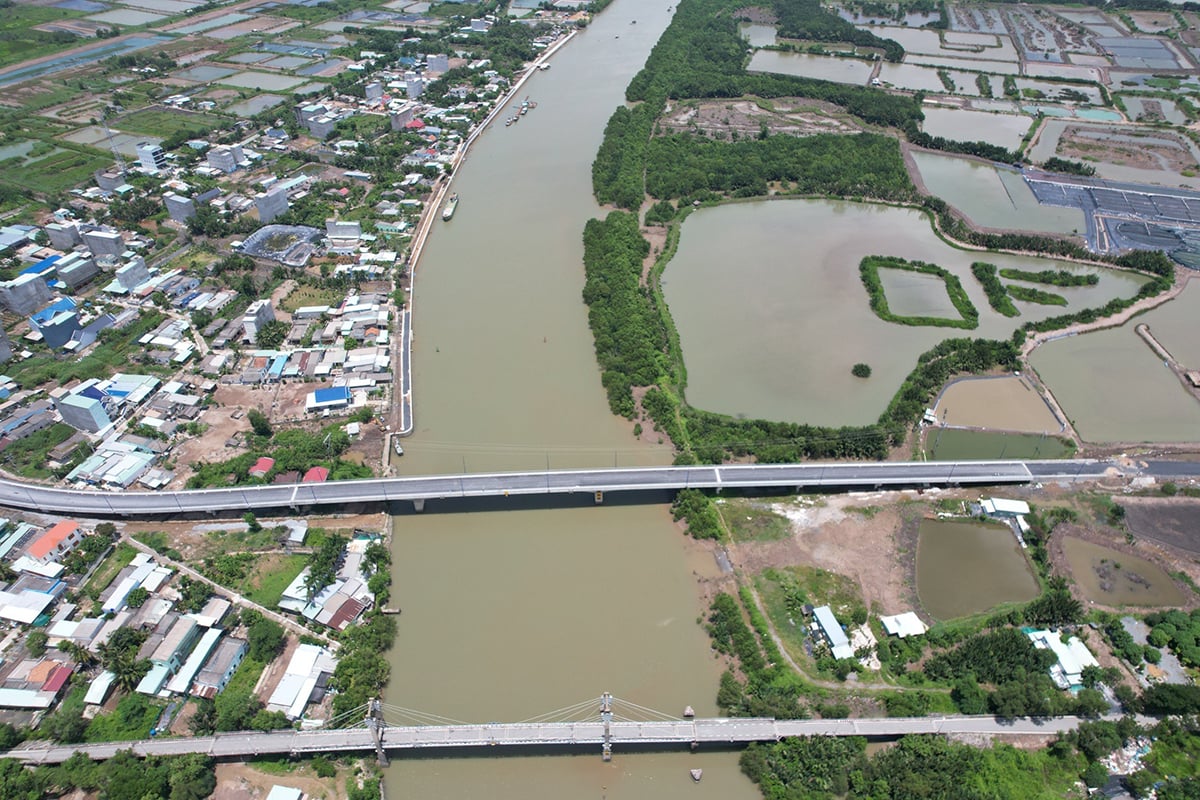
{"left": 109, "top": 652, "right": 152, "bottom": 693}
{"left": 56, "top": 641, "right": 97, "bottom": 670}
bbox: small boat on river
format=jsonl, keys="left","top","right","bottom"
{"left": 690, "top": 769, "right": 703, "bottom": 783}
{"left": 442, "top": 193, "right": 459, "bottom": 221}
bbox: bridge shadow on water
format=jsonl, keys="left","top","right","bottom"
{"left": 376, "top": 740, "right": 750, "bottom": 761}
{"left": 388, "top": 488, "right": 678, "bottom": 516}
{"left": 121, "top": 485, "right": 827, "bottom": 522}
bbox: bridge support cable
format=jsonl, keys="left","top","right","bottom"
{"left": 516, "top": 696, "right": 609, "bottom": 725}
{"left": 377, "top": 703, "right": 468, "bottom": 727}
{"left": 325, "top": 702, "right": 374, "bottom": 730}
{"left": 607, "top": 696, "right": 688, "bottom": 723}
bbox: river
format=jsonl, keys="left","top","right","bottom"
{"left": 384, "top": 2, "right": 760, "bottom": 798}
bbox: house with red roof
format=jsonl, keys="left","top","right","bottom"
{"left": 26, "top": 521, "right": 83, "bottom": 565}
{"left": 248, "top": 457, "right": 275, "bottom": 478}
{"left": 302, "top": 466, "right": 329, "bottom": 483}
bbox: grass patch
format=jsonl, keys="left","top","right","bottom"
{"left": 925, "top": 429, "right": 1074, "bottom": 461}
{"left": 82, "top": 542, "right": 138, "bottom": 598}
{"left": 0, "top": 422, "right": 74, "bottom": 479}
{"left": 7, "top": 311, "right": 168, "bottom": 388}
{"left": 85, "top": 692, "right": 164, "bottom": 742}
{"left": 203, "top": 527, "right": 281, "bottom": 554}
{"left": 755, "top": 566, "right": 866, "bottom": 666}
{"left": 1008, "top": 284, "right": 1068, "bottom": 306}
{"left": 166, "top": 249, "right": 220, "bottom": 274}
{"left": 716, "top": 499, "right": 790, "bottom": 542}
{"left": 223, "top": 657, "right": 266, "bottom": 699}
{"left": 113, "top": 108, "right": 226, "bottom": 138}
{"left": 244, "top": 554, "right": 307, "bottom": 608}
{"left": 133, "top": 531, "right": 181, "bottom": 560}
{"left": 0, "top": 145, "right": 111, "bottom": 195}
{"left": 279, "top": 284, "right": 343, "bottom": 313}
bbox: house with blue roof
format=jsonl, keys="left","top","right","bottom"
{"left": 305, "top": 385, "right": 352, "bottom": 413}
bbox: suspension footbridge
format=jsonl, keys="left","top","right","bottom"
{"left": 2, "top": 695, "right": 1109, "bottom": 766}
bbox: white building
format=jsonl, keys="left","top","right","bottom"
{"left": 982, "top": 498, "right": 1031, "bottom": 517}
{"left": 880, "top": 612, "right": 928, "bottom": 639}
{"left": 1028, "top": 629, "right": 1100, "bottom": 689}
{"left": 243, "top": 299, "right": 276, "bottom": 343}
{"left": 256, "top": 187, "right": 289, "bottom": 223}
{"left": 266, "top": 643, "right": 337, "bottom": 719}
{"left": 813, "top": 605, "right": 855, "bottom": 660}
{"left": 136, "top": 142, "right": 167, "bottom": 173}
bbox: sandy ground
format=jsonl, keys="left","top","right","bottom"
{"left": 725, "top": 493, "right": 918, "bottom": 615}
{"left": 168, "top": 382, "right": 349, "bottom": 489}
{"left": 214, "top": 761, "right": 354, "bottom": 800}
{"left": 659, "top": 97, "right": 863, "bottom": 141}
{"left": 256, "top": 635, "right": 299, "bottom": 703}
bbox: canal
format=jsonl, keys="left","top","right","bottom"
{"left": 384, "top": 2, "right": 760, "bottom": 798}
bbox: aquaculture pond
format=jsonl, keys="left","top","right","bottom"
{"left": 916, "top": 519, "right": 1040, "bottom": 620}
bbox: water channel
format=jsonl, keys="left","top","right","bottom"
{"left": 385, "top": 3, "right": 759, "bottom": 798}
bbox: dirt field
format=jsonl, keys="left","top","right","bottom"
{"left": 1057, "top": 126, "right": 1199, "bottom": 174}
{"left": 1123, "top": 497, "right": 1200, "bottom": 555}
{"left": 120, "top": 511, "right": 388, "bottom": 562}
{"left": 658, "top": 97, "right": 864, "bottom": 141}
{"left": 167, "top": 382, "right": 341, "bottom": 489}
{"left": 721, "top": 493, "right": 921, "bottom": 616}
{"left": 213, "top": 761, "right": 357, "bottom": 800}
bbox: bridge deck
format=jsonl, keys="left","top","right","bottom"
{"left": 4, "top": 715, "right": 1102, "bottom": 765}
{"left": 0, "top": 460, "right": 1092, "bottom": 517}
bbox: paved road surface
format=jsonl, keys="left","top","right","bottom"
{"left": 3, "top": 714, "right": 1118, "bottom": 765}
{"left": 0, "top": 456, "right": 1184, "bottom": 518}
{"left": 0, "top": 460, "right": 1059, "bottom": 517}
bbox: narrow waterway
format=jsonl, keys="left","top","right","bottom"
{"left": 385, "top": 3, "right": 760, "bottom": 798}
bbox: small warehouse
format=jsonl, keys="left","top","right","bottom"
{"left": 305, "top": 386, "right": 352, "bottom": 413}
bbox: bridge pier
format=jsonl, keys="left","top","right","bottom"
{"left": 413, "top": 498, "right": 425, "bottom": 512}
{"left": 368, "top": 698, "right": 389, "bottom": 767}
{"left": 600, "top": 692, "right": 613, "bottom": 761}
{"left": 594, "top": 491, "right": 603, "bottom": 505}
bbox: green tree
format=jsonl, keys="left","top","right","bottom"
{"left": 247, "top": 408, "right": 273, "bottom": 438}
{"left": 214, "top": 686, "right": 262, "bottom": 731}
{"left": 254, "top": 319, "right": 289, "bottom": 350}
{"left": 26, "top": 630, "right": 47, "bottom": 657}
{"left": 950, "top": 675, "right": 989, "bottom": 715}
{"left": 851, "top": 363, "right": 872, "bottom": 378}
{"left": 42, "top": 709, "right": 88, "bottom": 743}
{"left": 125, "top": 587, "right": 150, "bottom": 609}
{"left": 168, "top": 754, "right": 216, "bottom": 800}
{"left": 243, "top": 511, "right": 262, "bottom": 533}
{"left": 247, "top": 618, "right": 285, "bottom": 662}
{"left": 1083, "top": 761, "right": 1109, "bottom": 788}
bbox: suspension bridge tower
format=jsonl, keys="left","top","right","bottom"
{"left": 600, "top": 692, "right": 613, "bottom": 762}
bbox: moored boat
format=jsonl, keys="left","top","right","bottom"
{"left": 442, "top": 193, "right": 459, "bottom": 221}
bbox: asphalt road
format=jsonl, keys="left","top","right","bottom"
{"left": 0, "top": 459, "right": 1051, "bottom": 516}
{"left": 0, "top": 456, "right": 1189, "bottom": 518}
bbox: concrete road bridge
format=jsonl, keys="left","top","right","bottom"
{"left": 0, "top": 459, "right": 1125, "bottom": 517}
{"left": 1, "top": 695, "right": 1118, "bottom": 766}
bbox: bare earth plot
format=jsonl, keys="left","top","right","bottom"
{"left": 1124, "top": 498, "right": 1200, "bottom": 555}
{"left": 658, "top": 97, "right": 862, "bottom": 139}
